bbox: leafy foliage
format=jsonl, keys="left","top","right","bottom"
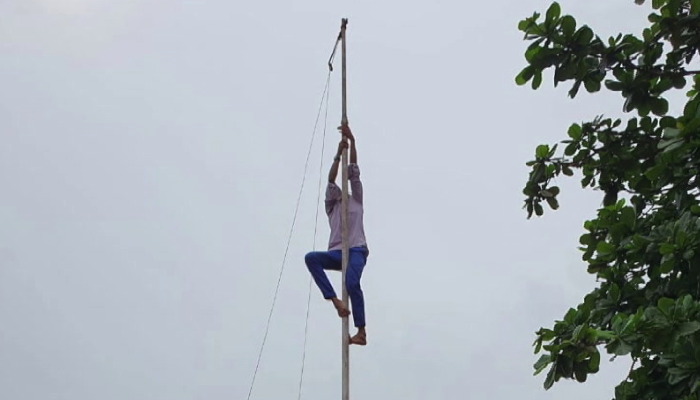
{"left": 517, "top": 1, "right": 700, "bottom": 398}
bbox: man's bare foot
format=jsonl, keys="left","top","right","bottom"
{"left": 331, "top": 298, "right": 350, "bottom": 318}
{"left": 349, "top": 329, "right": 367, "bottom": 346}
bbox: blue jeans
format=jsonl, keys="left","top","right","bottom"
{"left": 304, "top": 247, "right": 368, "bottom": 328}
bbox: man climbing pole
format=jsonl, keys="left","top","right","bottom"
{"left": 305, "top": 123, "right": 369, "bottom": 346}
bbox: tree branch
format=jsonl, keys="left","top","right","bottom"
{"left": 627, "top": 357, "right": 638, "bottom": 382}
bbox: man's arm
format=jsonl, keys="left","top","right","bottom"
{"left": 340, "top": 125, "right": 362, "bottom": 204}
{"left": 348, "top": 164, "right": 363, "bottom": 204}
{"left": 328, "top": 140, "right": 348, "bottom": 183}
{"left": 340, "top": 124, "right": 357, "bottom": 165}
{"left": 349, "top": 138, "right": 357, "bottom": 165}
{"left": 325, "top": 140, "right": 347, "bottom": 214}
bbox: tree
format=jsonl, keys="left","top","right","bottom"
{"left": 516, "top": 1, "right": 700, "bottom": 399}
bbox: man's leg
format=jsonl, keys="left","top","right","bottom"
{"left": 304, "top": 250, "right": 349, "bottom": 317}
{"left": 346, "top": 248, "right": 368, "bottom": 345}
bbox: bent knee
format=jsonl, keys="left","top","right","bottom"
{"left": 305, "top": 252, "right": 319, "bottom": 266}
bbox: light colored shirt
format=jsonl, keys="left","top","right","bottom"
{"left": 325, "top": 163, "right": 367, "bottom": 251}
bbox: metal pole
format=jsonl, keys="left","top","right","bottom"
{"left": 339, "top": 17, "right": 350, "bottom": 400}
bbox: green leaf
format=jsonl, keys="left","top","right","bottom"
{"left": 538, "top": 328, "right": 556, "bottom": 341}
{"left": 624, "top": 93, "right": 639, "bottom": 113}
{"left": 546, "top": 2, "right": 562, "bottom": 24}
{"left": 525, "top": 44, "right": 542, "bottom": 63}
{"left": 682, "top": 295, "right": 694, "bottom": 314}
{"left": 562, "top": 165, "right": 574, "bottom": 176}
{"left": 655, "top": 78, "right": 674, "bottom": 93}
{"left": 611, "top": 339, "right": 634, "bottom": 355}
{"left": 574, "top": 26, "right": 594, "bottom": 45}
{"left": 587, "top": 262, "right": 607, "bottom": 274}
{"left": 596, "top": 241, "right": 616, "bottom": 256}
{"left": 589, "top": 350, "right": 600, "bottom": 372}
{"left": 568, "top": 80, "right": 582, "bottom": 98}
{"left": 692, "top": 0, "right": 700, "bottom": 15}
{"left": 567, "top": 124, "right": 582, "bottom": 140}
{"left": 672, "top": 75, "right": 687, "bottom": 89}
{"left": 621, "top": 207, "right": 636, "bottom": 228}
{"left": 518, "top": 19, "right": 530, "bottom": 31}
{"left": 650, "top": 97, "right": 669, "bottom": 116}
{"left": 564, "top": 142, "right": 578, "bottom": 156}
{"left": 660, "top": 116, "right": 676, "bottom": 128}
{"left": 574, "top": 362, "right": 588, "bottom": 382}
{"left": 546, "top": 197, "right": 560, "bottom": 210}
{"left": 536, "top": 144, "right": 550, "bottom": 158}
{"left": 605, "top": 80, "right": 624, "bottom": 91}
{"left": 517, "top": 66, "right": 535, "bottom": 85}
{"left": 662, "top": 139, "right": 685, "bottom": 153}
{"left": 560, "top": 15, "right": 576, "bottom": 38}
{"left": 584, "top": 78, "right": 601, "bottom": 93}
{"left": 593, "top": 329, "right": 615, "bottom": 340}
{"left": 545, "top": 164, "right": 556, "bottom": 177}
{"left": 659, "top": 243, "right": 675, "bottom": 255}
{"left": 678, "top": 321, "right": 700, "bottom": 336}
{"left": 532, "top": 70, "right": 543, "bottom": 90}
{"left": 663, "top": 127, "right": 681, "bottom": 139}
{"left": 684, "top": 97, "right": 700, "bottom": 119}
{"left": 645, "top": 307, "right": 668, "bottom": 326}
{"left": 579, "top": 234, "right": 592, "bottom": 245}
{"left": 534, "top": 354, "right": 552, "bottom": 375}
{"left": 645, "top": 164, "right": 666, "bottom": 181}
{"left": 532, "top": 164, "right": 545, "bottom": 182}
{"left": 608, "top": 283, "right": 621, "bottom": 302}
{"left": 660, "top": 254, "right": 675, "bottom": 274}
{"left": 544, "top": 363, "right": 556, "bottom": 390}
{"left": 659, "top": 297, "right": 675, "bottom": 317}
{"left": 668, "top": 367, "right": 692, "bottom": 385}
{"left": 535, "top": 203, "right": 544, "bottom": 216}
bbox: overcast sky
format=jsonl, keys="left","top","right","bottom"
{"left": 0, "top": 0, "right": 688, "bottom": 399}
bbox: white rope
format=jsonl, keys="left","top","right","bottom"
{"left": 297, "top": 70, "right": 332, "bottom": 400}
{"left": 246, "top": 72, "right": 332, "bottom": 400}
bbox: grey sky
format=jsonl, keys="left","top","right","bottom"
{"left": 0, "top": 0, "right": 682, "bottom": 399}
